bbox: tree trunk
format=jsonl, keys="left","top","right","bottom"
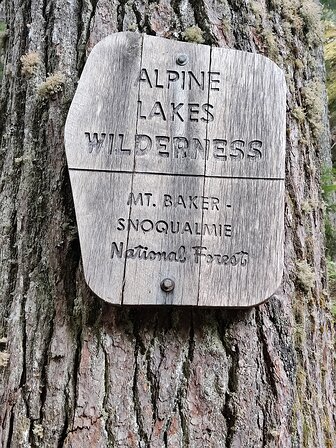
{"left": 0, "top": 0, "right": 335, "bottom": 446}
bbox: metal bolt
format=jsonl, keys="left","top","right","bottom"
{"left": 160, "top": 278, "right": 175, "bottom": 292}
{"left": 176, "top": 54, "right": 188, "bottom": 66}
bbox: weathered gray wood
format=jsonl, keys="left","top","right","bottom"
{"left": 64, "top": 32, "right": 286, "bottom": 306}
{"left": 65, "top": 32, "right": 142, "bottom": 172}
{"left": 198, "top": 179, "right": 285, "bottom": 306}
{"left": 198, "top": 46, "right": 286, "bottom": 306}
{"left": 65, "top": 32, "right": 143, "bottom": 303}
{"left": 69, "top": 171, "right": 132, "bottom": 302}
{"left": 123, "top": 35, "right": 211, "bottom": 305}
{"left": 205, "top": 47, "right": 286, "bottom": 179}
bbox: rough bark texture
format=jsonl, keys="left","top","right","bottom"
{"left": 0, "top": 0, "right": 335, "bottom": 447}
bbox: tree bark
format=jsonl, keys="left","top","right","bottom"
{"left": 0, "top": 0, "right": 335, "bottom": 447}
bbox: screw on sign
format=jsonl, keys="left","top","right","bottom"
{"left": 65, "top": 32, "right": 286, "bottom": 307}
{"left": 176, "top": 54, "right": 188, "bottom": 66}
{"left": 161, "top": 278, "right": 175, "bottom": 293}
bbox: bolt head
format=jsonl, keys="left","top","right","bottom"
{"left": 161, "top": 278, "right": 175, "bottom": 292}
{"left": 176, "top": 54, "right": 188, "bottom": 66}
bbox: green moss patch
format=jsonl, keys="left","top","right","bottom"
{"left": 325, "top": 22, "right": 336, "bottom": 131}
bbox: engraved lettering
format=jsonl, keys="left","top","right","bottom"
{"left": 148, "top": 101, "right": 166, "bottom": 121}
{"left": 181, "top": 71, "right": 186, "bottom": 89}
{"left": 224, "top": 224, "right": 232, "bottom": 237}
{"left": 222, "top": 255, "right": 229, "bottom": 265}
{"left": 140, "top": 219, "right": 154, "bottom": 232}
{"left": 177, "top": 246, "right": 187, "bottom": 263}
{"left": 192, "top": 246, "right": 207, "bottom": 263}
{"left": 171, "top": 103, "right": 184, "bottom": 122}
{"left": 177, "top": 195, "right": 186, "bottom": 208}
{"left": 203, "top": 224, "right": 217, "bottom": 236}
{"left": 167, "top": 70, "right": 179, "bottom": 88}
{"left": 129, "top": 219, "right": 139, "bottom": 232}
{"left": 154, "top": 69, "right": 164, "bottom": 88}
{"left": 118, "top": 133, "right": 131, "bottom": 154}
{"left": 201, "top": 104, "right": 214, "bottom": 122}
{"left": 188, "top": 71, "right": 205, "bottom": 90}
{"left": 230, "top": 254, "right": 238, "bottom": 266}
{"left": 188, "top": 103, "right": 199, "bottom": 121}
{"left": 211, "top": 198, "right": 220, "bottom": 211}
{"left": 137, "top": 102, "right": 214, "bottom": 123}
{"left": 127, "top": 193, "right": 142, "bottom": 206}
{"left": 190, "top": 138, "right": 209, "bottom": 160}
{"left": 241, "top": 252, "right": 249, "bottom": 266}
{"left": 137, "top": 68, "right": 221, "bottom": 91}
{"left": 202, "top": 197, "right": 209, "bottom": 210}
{"left": 188, "top": 196, "right": 198, "bottom": 209}
{"left": 230, "top": 139, "right": 245, "bottom": 159}
{"left": 117, "top": 217, "right": 126, "bottom": 230}
{"left": 173, "top": 137, "right": 189, "bottom": 158}
{"left": 181, "top": 222, "right": 192, "bottom": 234}
{"left": 111, "top": 241, "right": 124, "bottom": 258}
{"left": 135, "top": 134, "right": 152, "bottom": 155}
{"left": 110, "top": 242, "right": 187, "bottom": 263}
{"left": 156, "top": 221, "right": 168, "bottom": 233}
{"left": 139, "top": 68, "right": 152, "bottom": 87}
{"left": 171, "top": 222, "right": 180, "bottom": 234}
{"left": 84, "top": 132, "right": 263, "bottom": 161}
{"left": 163, "top": 194, "right": 172, "bottom": 207}
{"left": 111, "top": 243, "right": 248, "bottom": 266}
{"left": 192, "top": 246, "right": 249, "bottom": 265}
{"left": 209, "top": 72, "right": 220, "bottom": 90}
{"left": 143, "top": 193, "right": 153, "bottom": 206}
{"left": 108, "top": 133, "right": 114, "bottom": 154}
{"left": 85, "top": 132, "right": 106, "bottom": 153}
{"left": 126, "top": 192, "right": 153, "bottom": 206}
{"left": 138, "top": 100, "right": 146, "bottom": 119}
{"left": 156, "top": 136, "right": 170, "bottom": 158}
{"left": 213, "top": 139, "right": 227, "bottom": 160}
{"left": 247, "top": 140, "right": 262, "bottom": 159}
{"left": 116, "top": 218, "right": 230, "bottom": 238}
{"left": 162, "top": 195, "right": 220, "bottom": 210}
{"left": 126, "top": 247, "right": 136, "bottom": 258}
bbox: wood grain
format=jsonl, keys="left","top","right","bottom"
{"left": 198, "top": 46, "right": 286, "bottom": 306}
{"left": 123, "top": 35, "right": 211, "bottom": 305}
{"left": 65, "top": 32, "right": 143, "bottom": 303}
{"left": 198, "top": 178, "right": 285, "bottom": 307}
{"left": 69, "top": 171, "right": 132, "bottom": 302}
{"left": 64, "top": 32, "right": 286, "bottom": 307}
{"left": 65, "top": 32, "right": 143, "bottom": 172}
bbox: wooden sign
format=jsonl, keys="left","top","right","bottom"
{"left": 64, "top": 32, "right": 286, "bottom": 307}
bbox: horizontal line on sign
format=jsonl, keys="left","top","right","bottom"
{"left": 68, "top": 167, "right": 285, "bottom": 181}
